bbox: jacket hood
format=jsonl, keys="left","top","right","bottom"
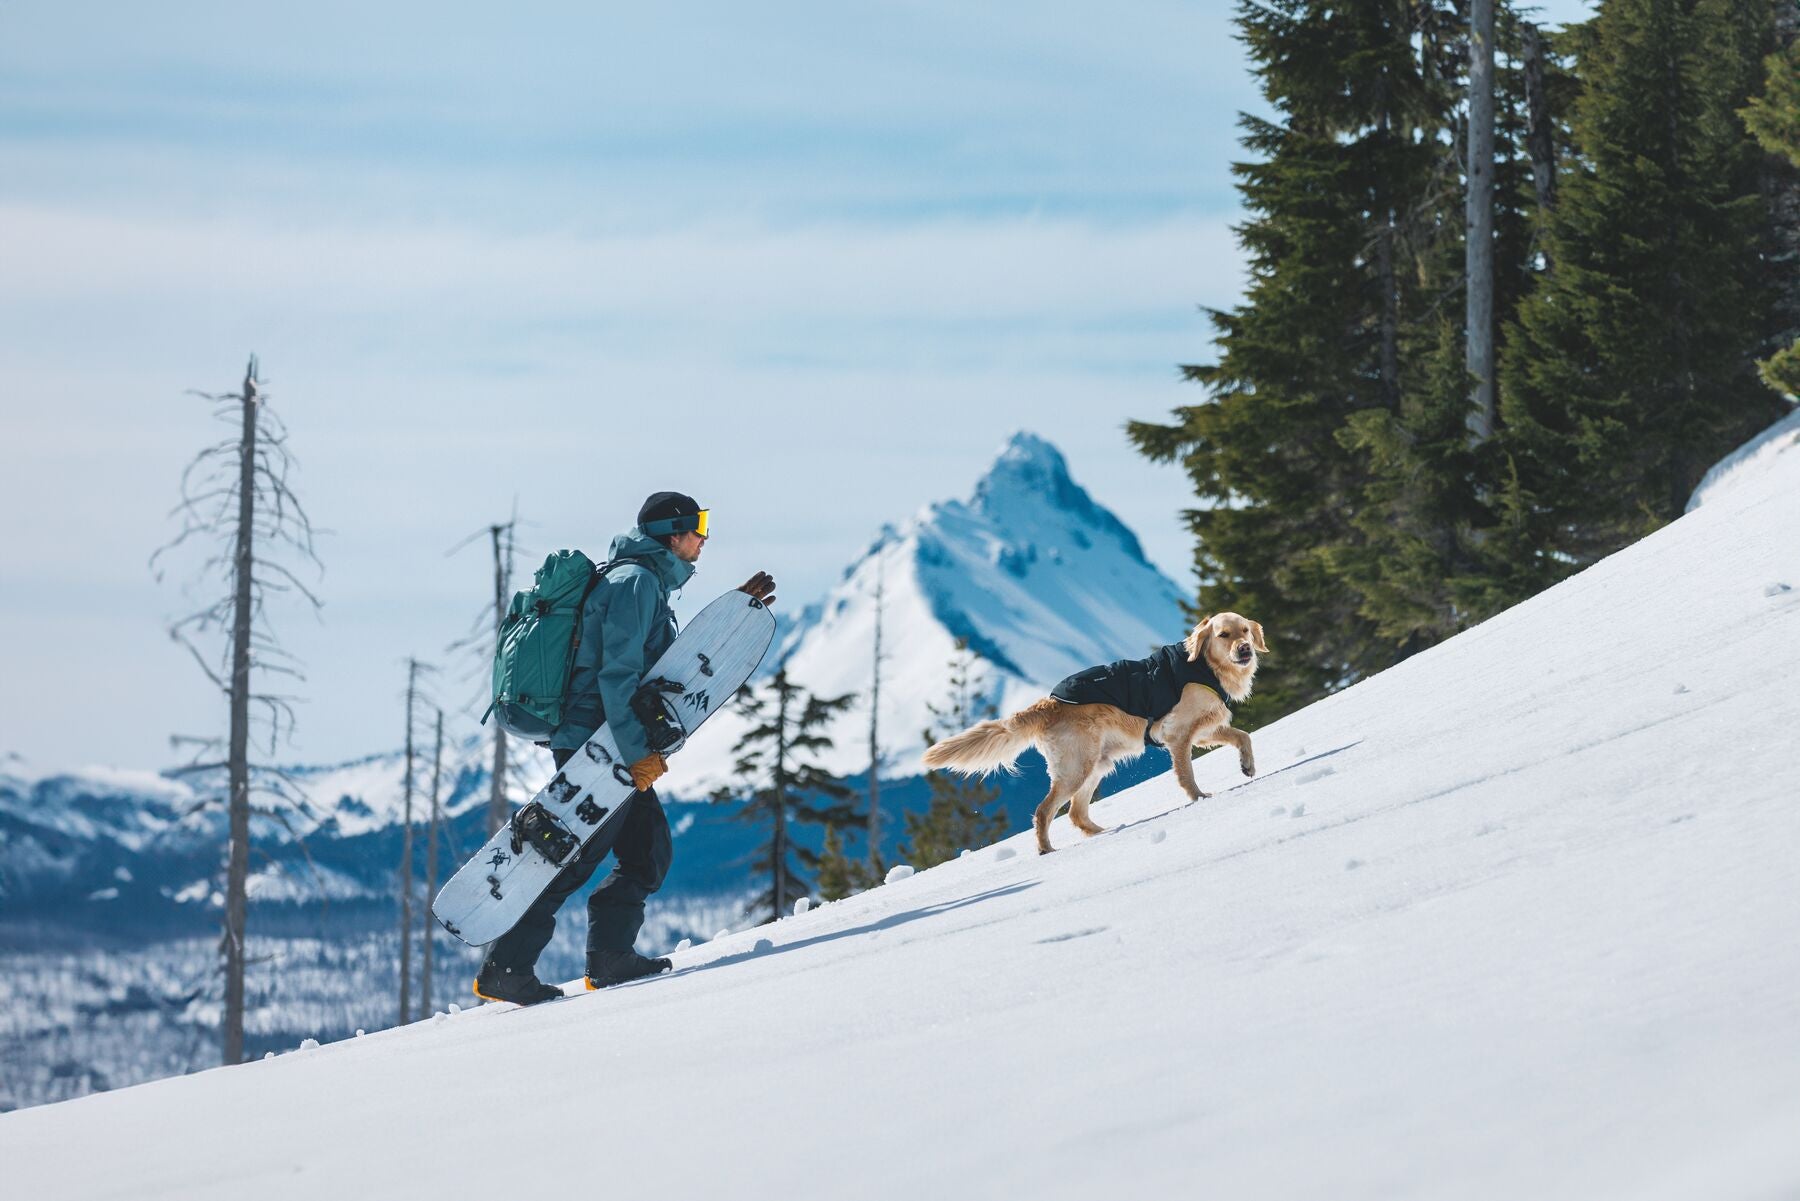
{"left": 609, "top": 528, "right": 696, "bottom": 591}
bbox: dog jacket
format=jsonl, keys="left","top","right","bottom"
{"left": 1049, "top": 642, "right": 1232, "bottom": 747}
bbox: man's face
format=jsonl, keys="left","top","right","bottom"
{"left": 669, "top": 529, "right": 707, "bottom": 563}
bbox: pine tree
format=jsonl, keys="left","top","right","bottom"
{"left": 1743, "top": 31, "right": 1800, "bottom": 398}
{"left": 903, "top": 640, "right": 1008, "bottom": 870}
{"left": 716, "top": 670, "right": 863, "bottom": 923}
{"left": 815, "top": 825, "right": 874, "bottom": 902}
{"left": 1334, "top": 323, "right": 1487, "bottom": 646}
{"left": 1500, "top": 0, "right": 1787, "bottom": 564}
{"left": 1129, "top": 0, "right": 1450, "bottom": 715}
{"left": 1329, "top": 8, "right": 1566, "bottom": 649}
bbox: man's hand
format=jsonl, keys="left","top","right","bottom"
{"left": 738, "top": 571, "right": 777, "bottom": 606}
{"left": 628, "top": 752, "right": 667, "bottom": 792}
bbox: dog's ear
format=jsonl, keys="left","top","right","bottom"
{"left": 1185, "top": 616, "right": 1213, "bottom": 662}
{"left": 1249, "top": 621, "right": 1268, "bottom": 653}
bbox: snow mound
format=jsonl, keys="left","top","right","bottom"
{"left": 1686, "top": 405, "right": 1800, "bottom": 511}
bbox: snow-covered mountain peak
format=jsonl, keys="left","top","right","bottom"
{"left": 964, "top": 430, "right": 1150, "bottom": 563}
{"left": 679, "top": 431, "right": 1189, "bottom": 790}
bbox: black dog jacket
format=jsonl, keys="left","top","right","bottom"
{"left": 1049, "top": 642, "right": 1232, "bottom": 747}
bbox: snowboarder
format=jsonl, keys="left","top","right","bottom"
{"left": 474, "top": 491, "right": 776, "bottom": 1005}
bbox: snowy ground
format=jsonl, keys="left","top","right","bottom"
{"left": 5, "top": 450, "right": 1799, "bottom": 1199}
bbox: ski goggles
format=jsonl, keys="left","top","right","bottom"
{"left": 642, "top": 509, "right": 710, "bottom": 538}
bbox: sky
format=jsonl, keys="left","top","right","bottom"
{"left": 0, "top": 0, "right": 1594, "bottom": 770}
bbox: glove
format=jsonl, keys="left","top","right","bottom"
{"left": 628, "top": 753, "right": 667, "bottom": 792}
{"left": 738, "top": 571, "right": 777, "bottom": 606}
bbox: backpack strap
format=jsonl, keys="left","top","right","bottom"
{"left": 568, "top": 555, "right": 655, "bottom": 664}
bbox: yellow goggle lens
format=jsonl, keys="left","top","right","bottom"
{"left": 694, "top": 509, "right": 710, "bottom": 538}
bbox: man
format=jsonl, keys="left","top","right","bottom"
{"left": 474, "top": 491, "right": 776, "bottom": 1005}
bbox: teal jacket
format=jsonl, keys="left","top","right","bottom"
{"left": 551, "top": 529, "right": 695, "bottom": 764}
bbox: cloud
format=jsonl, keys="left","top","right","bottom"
{"left": 0, "top": 2, "right": 1259, "bottom": 232}
{"left": 0, "top": 204, "right": 1243, "bottom": 374}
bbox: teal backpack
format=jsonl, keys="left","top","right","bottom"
{"left": 484, "top": 550, "right": 643, "bottom": 741}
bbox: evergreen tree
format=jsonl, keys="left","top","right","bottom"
{"left": 815, "top": 825, "right": 877, "bottom": 902}
{"left": 1329, "top": 10, "right": 1566, "bottom": 649}
{"left": 1333, "top": 322, "right": 1492, "bottom": 646}
{"left": 716, "top": 670, "right": 862, "bottom": 923}
{"left": 1743, "top": 32, "right": 1800, "bottom": 398}
{"left": 1130, "top": 0, "right": 1454, "bottom": 716}
{"left": 903, "top": 639, "right": 1008, "bottom": 869}
{"left": 1500, "top": 0, "right": 1787, "bottom": 565}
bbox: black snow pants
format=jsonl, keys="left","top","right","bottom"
{"left": 482, "top": 747, "right": 673, "bottom": 974}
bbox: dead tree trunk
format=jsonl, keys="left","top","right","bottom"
{"left": 1522, "top": 23, "right": 1558, "bottom": 222}
{"left": 866, "top": 560, "right": 883, "bottom": 870}
{"left": 399, "top": 659, "right": 423, "bottom": 1022}
{"left": 155, "top": 354, "right": 321, "bottom": 1068}
{"left": 398, "top": 658, "right": 419, "bottom": 1025}
{"left": 422, "top": 707, "right": 443, "bottom": 1016}
{"left": 1376, "top": 104, "right": 1401, "bottom": 412}
{"left": 1466, "top": 0, "right": 1498, "bottom": 440}
{"left": 488, "top": 524, "right": 511, "bottom": 836}
{"left": 222, "top": 358, "right": 258, "bottom": 1067}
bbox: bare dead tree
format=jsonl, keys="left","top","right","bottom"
{"left": 1521, "top": 23, "right": 1558, "bottom": 227}
{"left": 1466, "top": 0, "right": 1498, "bottom": 440}
{"left": 397, "top": 658, "right": 421, "bottom": 1024}
{"left": 396, "top": 657, "right": 441, "bottom": 1024}
{"left": 866, "top": 554, "right": 887, "bottom": 871}
{"left": 447, "top": 515, "right": 522, "bottom": 835}
{"left": 421, "top": 706, "right": 444, "bottom": 1016}
{"left": 151, "top": 355, "right": 323, "bottom": 1067}
{"left": 485, "top": 524, "right": 511, "bottom": 834}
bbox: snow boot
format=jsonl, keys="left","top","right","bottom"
{"left": 585, "top": 950, "right": 672, "bottom": 989}
{"left": 473, "top": 964, "right": 563, "bottom": 1006}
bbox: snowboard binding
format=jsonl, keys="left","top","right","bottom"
{"left": 631, "top": 677, "right": 690, "bottom": 755}
{"left": 508, "top": 801, "right": 580, "bottom": 866}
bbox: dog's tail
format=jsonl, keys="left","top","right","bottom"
{"left": 921, "top": 702, "right": 1052, "bottom": 776}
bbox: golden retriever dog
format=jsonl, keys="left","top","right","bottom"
{"left": 921, "top": 613, "right": 1265, "bottom": 854}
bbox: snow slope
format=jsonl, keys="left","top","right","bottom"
{"left": 6, "top": 454, "right": 1800, "bottom": 1199}
{"left": 673, "top": 430, "right": 1189, "bottom": 792}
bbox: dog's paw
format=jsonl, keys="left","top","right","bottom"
{"left": 1185, "top": 789, "right": 1211, "bottom": 803}
{"left": 1242, "top": 761, "right": 1256, "bottom": 778}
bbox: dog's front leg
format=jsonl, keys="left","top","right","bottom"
{"left": 1215, "top": 725, "right": 1256, "bottom": 777}
{"left": 1164, "top": 722, "right": 1210, "bottom": 802}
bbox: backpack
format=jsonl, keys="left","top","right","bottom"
{"left": 484, "top": 550, "right": 646, "bottom": 741}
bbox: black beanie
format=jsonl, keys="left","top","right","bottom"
{"left": 638, "top": 491, "right": 701, "bottom": 545}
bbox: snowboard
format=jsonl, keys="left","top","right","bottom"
{"left": 433, "top": 589, "right": 775, "bottom": 946}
